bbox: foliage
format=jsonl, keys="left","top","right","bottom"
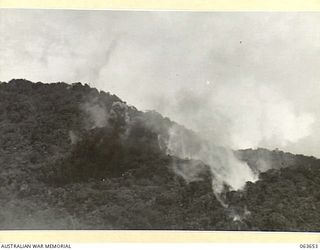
{"left": 0, "top": 79, "right": 320, "bottom": 231}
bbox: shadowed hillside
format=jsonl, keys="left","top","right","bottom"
{"left": 0, "top": 79, "right": 319, "bottom": 231}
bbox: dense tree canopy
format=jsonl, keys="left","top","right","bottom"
{"left": 0, "top": 79, "right": 319, "bottom": 230}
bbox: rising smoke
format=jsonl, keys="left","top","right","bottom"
{"left": 0, "top": 10, "right": 317, "bottom": 200}
{"left": 165, "top": 80, "right": 315, "bottom": 151}
{"left": 1, "top": 10, "right": 318, "bottom": 155}
{"left": 81, "top": 97, "right": 109, "bottom": 129}
{"left": 166, "top": 124, "right": 258, "bottom": 195}
{"left": 163, "top": 80, "right": 314, "bottom": 198}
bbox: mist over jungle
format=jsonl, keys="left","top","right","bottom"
{"left": 1, "top": 10, "right": 320, "bottom": 231}
{"left": 1, "top": 10, "right": 320, "bottom": 157}
{"left": 0, "top": 79, "right": 319, "bottom": 230}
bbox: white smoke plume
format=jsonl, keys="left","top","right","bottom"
{"left": 1, "top": 11, "right": 319, "bottom": 157}
{"left": 211, "top": 82, "right": 315, "bottom": 150}
{"left": 172, "top": 159, "right": 208, "bottom": 184}
{"left": 68, "top": 130, "right": 79, "bottom": 145}
{"left": 0, "top": 10, "right": 317, "bottom": 205}
{"left": 166, "top": 124, "right": 258, "bottom": 195}
{"left": 81, "top": 98, "right": 109, "bottom": 129}
{"left": 164, "top": 80, "right": 314, "bottom": 199}
{"left": 165, "top": 80, "right": 315, "bottom": 152}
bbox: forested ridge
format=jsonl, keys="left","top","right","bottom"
{"left": 0, "top": 79, "right": 319, "bottom": 231}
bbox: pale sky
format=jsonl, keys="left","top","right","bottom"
{"left": 1, "top": 10, "right": 320, "bottom": 157}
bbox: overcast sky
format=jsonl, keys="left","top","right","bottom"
{"left": 1, "top": 10, "right": 320, "bottom": 156}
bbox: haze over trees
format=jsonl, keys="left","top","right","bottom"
{"left": 0, "top": 79, "right": 319, "bottom": 231}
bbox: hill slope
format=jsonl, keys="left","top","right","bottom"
{"left": 0, "top": 79, "right": 319, "bottom": 231}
